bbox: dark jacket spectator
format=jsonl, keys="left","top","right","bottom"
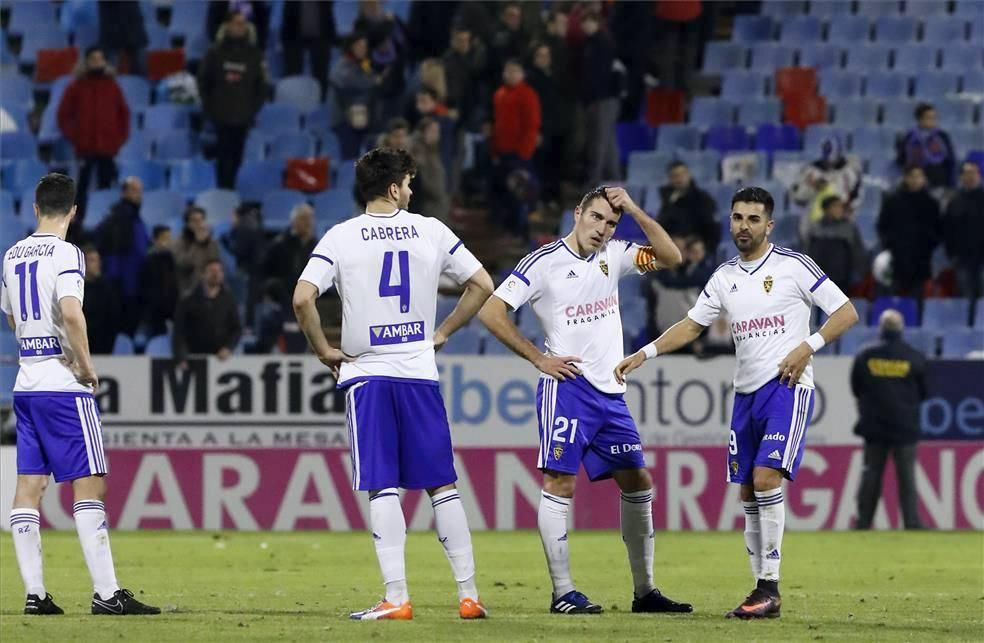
{"left": 334, "top": 103, "right": 371, "bottom": 160}
{"left": 406, "top": 0, "right": 458, "bottom": 61}
{"left": 174, "top": 206, "right": 222, "bottom": 295}
{"left": 173, "top": 260, "right": 241, "bottom": 361}
{"left": 261, "top": 204, "right": 317, "bottom": 308}
{"left": 81, "top": 247, "right": 122, "bottom": 354}
{"left": 98, "top": 1, "right": 148, "bottom": 74}
{"left": 491, "top": 61, "right": 541, "bottom": 162}
{"left": 896, "top": 103, "right": 956, "bottom": 188}
{"left": 139, "top": 225, "right": 179, "bottom": 337}
{"left": 543, "top": 10, "right": 574, "bottom": 99}
{"left": 442, "top": 26, "right": 488, "bottom": 130}
{"left": 208, "top": 0, "right": 270, "bottom": 48}
{"left": 280, "top": 0, "right": 336, "bottom": 94}
{"left": 877, "top": 166, "right": 941, "bottom": 295}
{"left": 197, "top": 12, "right": 267, "bottom": 188}
{"left": 802, "top": 196, "right": 868, "bottom": 291}
{"left": 95, "top": 177, "right": 148, "bottom": 334}
{"left": 409, "top": 118, "right": 451, "bottom": 222}
{"left": 579, "top": 13, "right": 623, "bottom": 185}
{"left": 489, "top": 2, "right": 532, "bottom": 75}
{"left": 657, "top": 162, "right": 719, "bottom": 252}
{"left": 942, "top": 161, "right": 984, "bottom": 300}
{"left": 527, "top": 43, "right": 572, "bottom": 199}
{"left": 330, "top": 33, "right": 379, "bottom": 111}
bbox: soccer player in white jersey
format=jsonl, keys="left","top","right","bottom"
{"left": 479, "top": 186, "right": 693, "bottom": 615}
{"left": 293, "top": 148, "right": 494, "bottom": 621}
{"left": 1, "top": 174, "right": 159, "bottom": 616}
{"left": 615, "top": 186, "right": 859, "bottom": 619}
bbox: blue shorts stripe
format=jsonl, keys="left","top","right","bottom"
{"left": 76, "top": 397, "right": 97, "bottom": 474}
{"left": 86, "top": 398, "right": 105, "bottom": 473}
{"left": 783, "top": 387, "right": 810, "bottom": 470}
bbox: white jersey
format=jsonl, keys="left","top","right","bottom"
{"left": 688, "top": 244, "right": 849, "bottom": 394}
{"left": 494, "top": 238, "right": 661, "bottom": 394}
{"left": 1, "top": 234, "right": 89, "bottom": 393}
{"left": 298, "top": 209, "right": 482, "bottom": 386}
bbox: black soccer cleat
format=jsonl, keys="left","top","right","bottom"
{"left": 725, "top": 587, "right": 781, "bottom": 619}
{"left": 631, "top": 588, "right": 694, "bottom": 613}
{"left": 92, "top": 588, "right": 161, "bottom": 615}
{"left": 550, "top": 590, "right": 604, "bottom": 615}
{"left": 24, "top": 593, "right": 64, "bottom": 615}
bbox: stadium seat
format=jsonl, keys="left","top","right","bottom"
{"left": 738, "top": 99, "right": 782, "bottom": 126}
{"left": 845, "top": 45, "right": 893, "bottom": 71}
{"left": 837, "top": 325, "right": 880, "bottom": 355}
{"left": 235, "top": 159, "right": 284, "bottom": 201}
{"left": 857, "top": 1, "right": 903, "bottom": 17}
{"left": 970, "top": 13, "right": 984, "bottom": 42}
{"left": 913, "top": 73, "right": 960, "bottom": 99}
{"left": 962, "top": 73, "right": 984, "bottom": 94}
{"left": 2, "top": 159, "right": 47, "bottom": 195}
{"left": 626, "top": 151, "right": 672, "bottom": 185}
{"left": 774, "top": 67, "right": 817, "bottom": 99}
{"left": 903, "top": 329, "right": 935, "bottom": 355}
{"left": 152, "top": 133, "right": 195, "bottom": 161}
{"left": 482, "top": 335, "right": 514, "bottom": 355}
{"left": 169, "top": 0, "right": 208, "bottom": 41}
{"left": 274, "top": 76, "right": 323, "bottom": 114}
{"left": 761, "top": 1, "right": 808, "bottom": 17}
{"left": 750, "top": 44, "right": 796, "bottom": 70}
{"left": 922, "top": 299, "right": 971, "bottom": 329}
{"left": 874, "top": 16, "right": 919, "bottom": 44}
{"left": 17, "top": 28, "right": 67, "bottom": 65}
{"left": 318, "top": 130, "right": 343, "bottom": 160}
{"left": 780, "top": 15, "right": 823, "bottom": 43}
{"left": 112, "top": 334, "right": 135, "bottom": 355}
{"left": 689, "top": 98, "right": 735, "bottom": 126}
{"left": 146, "top": 49, "right": 186, "bottom": 82}
{"left": 722, "top": 151, "right": 768, "bottom": 184}
{"left": 118, "top": 132, "right": 152, "bottom": 161}
{"left": 832, "top": 100, "right": 880, "bottom": 128}
{"left": 940, "top": 44, "right": 984, "bottom": 71}
{"left": 656, "top": 124, "right": 701, "bottom": 151}
{"left": 854, "top": 213, "right": 879, "bottom": 248}
{"left": 169, "top": 158, "right": 217, "bottom": 198}
{"left": 754, "top": 123, "right": 801, "bottom": 152}
{"left": 704, "top": 126, "right": 748, "bottom": 154}
{"left": 949, "top": 127, "right": 984, "bottom": 162}
{"left": 257, "top": 102, "right": 303, "bottom": 135}
{"left": 783, "top": 93, "right": 827, "bottom": 129}
{"left": 797, "top": 44, "right": 843, "bottom": 70}
{"left": 870, "top": 296, "right": 918, "bottom": 327}
{"left": 7, "top": 0, "right": 58, "bottom": 35}
{"left": 881, "top": 100, "right": 919, "bottom": 129}
{"left": 312, "top": 189, "right": 356, "bottom": 228}
{"left": 144, "top": 334, "right": 172, "bottom": 357}
{"left": 444, "top": 326, "right": 484, "bottom": 355}
{"left": 935, "top": 99, "right": 976, "bottom": 128}
{"left": 142, "top": 104, "right": 190, "bottom": 131}
{"left": 242, "top": 130, "right": 270, "bottom": 161}
{"left": 975, "top": 300, "right": 984, "bottom": 329}
{"left": 770, "top": 150, "right": 807, "bottom": 185}
{"left": 893, "top": 45, "right": 939, "bottom": 72}
{"left": 0, "top": 132, "right": 38, "bottom": 160}
{"left": 809, "top": 0, "right": 852, "bottom": 16}
{"left": 732, "top": 15, "right": 775, "bottom": 42}
{"left": 820, "top": 71, "right": 864, "bottom": 99}
{"left": 940, "top": 329, "right": 983, "bottom": 357}
{"left": 71, "top": 22, "right": 100, "bottom": 51}
{"left": 84, "top": 190, "right": 118, "bottom": 228}
{"left": 333, "top": 0, "right": 362, "bottom": 35}
{"left": 702, "top": 42, "right": 747, "bottom": 74}
{"left": 334, "top": 161, "right": 356, "bottom": 191}
{"left": 864, "top": 73, "right": 910, "bottom": 99}
{"left": 269, "top": 132, "right": 317, "bottom": 160}
{"left": 261, "top": 189, "right": 308, "bottom": 231}
{"left": 141, "top": 190, "right": 185, "bottom": 228}
{"left": 643, "top": 87, "right": 687, "bottom": 127}
{"left": 0, "top": 72, "right": 34, "bottom": 110}
{"left": 721, "top": 72, "right": 769, "bottom": 100}
{"left": 34, "top": 47, "right": 78, "bottom": 83}
{"left": 183, "top": 34, "right": 211, "bottom": 63}
{"left": 675, "top": 150, "right": 721, "bottom": 184}
{"left": 116, "top": 75, "right": 151, "bottom": 109}
{"left": 922, "top": 16, "right": 969, "bottom": 43}
{"left": 195, "top": 189, "right": 242, "bottom": 218}
{"left": 117, "top": 159, "right": 167, "bottom": 190}
{"left": 615, "top": 122, "right": 656, "bottom": 165}
{"left": 826, "top": 16, "right": 871, "bottom": 44}
{"left": 902, "top": 0, "right": 948, "bottom": 17}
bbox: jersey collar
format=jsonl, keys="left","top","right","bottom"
{"left": 738, "top": 243, "right": 774, "bottom": 275}
{"left": 364, "top": 209, "right": 402, "bottom": 219}
{"left": 561, "top": 238, "right": 597, "bottom": 262}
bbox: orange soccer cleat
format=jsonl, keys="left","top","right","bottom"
{"left": 458, "top": 597, "right": 488, "bottom": 619}
{"left": 349, "top": 600, "right": 413, "bottom": 621}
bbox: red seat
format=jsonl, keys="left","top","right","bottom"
{"left": 775, "top": 67, "right": 818, "bottom": 100}
{"left": 644, "top": 88, "right": 686, "bottom": 127}
{"left": 286, "top": 157, "right": 330, "bottom": 193}
{"left": 783, "top": 93, "right": 827, "bottom": 129}
{"left": 146, "top": 48, "right": 186, "bottom": 82}
{"left": 35, "top": 47, "right": 78, "bottom": 83}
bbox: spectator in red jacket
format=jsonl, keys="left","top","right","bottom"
{"left": 492, "top": 59, "right": 541, "bottom": 161}
{"left": 57, "top": 46, "right": 130, "bottom": 227}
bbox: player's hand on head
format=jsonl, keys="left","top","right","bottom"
{"left": 777, "top": 342, "right": 814, "bottom": 388}
{"left": 604, "top": 186, "right": 637, "bottom": 214}
{"left": 614, "top": 351, "right": 645, "bottom": 385}
{"left": 534, "top": 354, "right": 582, "bottom": 381}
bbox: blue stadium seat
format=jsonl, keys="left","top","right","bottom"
{"left": 385, "top": 1, "right": 411, "bottom": 22}
{"left": 820, "top": 70, "right": 864, "bottom": 99}
{"left": 261, "top": 189, "right": 308, "bottom": 231}
{"left": 975, "top": 299, "right": 984, "bottom": 329}
{"left": 243, "top": 130, "right": 269, "bottom": 161}
{"left": 935, "top": 99, "right": 976, "bottom": 128}
{"left": 837, "top": 325, "right": 880, "bottom": 355}
{"left": 971, "top": 13, "right": 984, "bottom": 42}
{"left": 142, "top": 104, "right": 190, "bottom": 132}
{"left": 733, "top": 15, "right": 775, "bottom": 42}
{"left": 826, "top": 16, "right": 871, "bottom": 44}
{"left": 117, "top": 75, "right": 151, "bottom": 109}
{"left": 809, "top": 0, "right": 852, "bottom": 16}
{"left": 761, "top": 1, "right": 808, "bottom": 17}
{"left": 922, "top": 16, "right": 969, "bottom": 43}
{"left": 797, "top": 44, "right": 843, "bottom": 70}
{"left": 656, "top": 124, "right": 701, "bottom": 151}
{"left": 318, "top": 130, "right": 342, "bottom": 160}
{"left": 333, "top": 0, "right": 362, "bottom": 36}
{"left": 922, "top": 299, "right": 971, "bottom": 329}
{"left": 2, "top": 159, "right": 47, "bottom": 195}
{"left": 913, "top": 73, "right": 961, "bottom": 99}
{"left": 780, "top": 15, "right": 823, "bottom": 43}
{"left": 893, "top": 45, "right": 939, "bottom": 72}
{"left": 118, "top": 132, "right": 152, "bottom": 161}
{"left": 708, "top": 182, "right": 736, "bottom": 215}
{"left": 334, "top": 161, "right": 356, "bottom": 192}
{"left": 857, "top": 1, "right": 903, "bottom": 17}
{"left": 870, "top": 296, "right": 918, "bottom": 327}
{"left": 71, "top": 22, "right": 99, "bottom": 51}
{"left": 702, "top": 42, "right": 747, "bottom": 74}
{"left": 626, "top": 151, "right": 672, "bottom": 185}
{"left": 16, "top": 28, "right": 67, "bottom": 65}
{"left": 183, "top": 33, "right": 210, "bottom": 63}
{"left": 312, "top": 189, "right": 356, "bottom": 229}
{"left": 0, "top": 132, "right": 37, "bottom": 160}
{"left": 855, "top": 213, "right": 879, "bottom": 248}
{"left": 144, "top": 334, "right": 172, "bottom": 357}
{"left": 0, "top": 72, "right": 34, "bottom": 110}
{"left": 194, "top": 189, "right": 241, "bottom": 219}
{"left": 949, "top": 127, "right": 984, "bottom": 162}
{"left": 152, "top": 133, "right": 195, "bottom": 161}
{"left": 902, "top": 0, "right": 949, "bottom": 17}
{"left": 141, "top": 190, "right": 185, "bottom": 228}
{"left": 904, "top": 329, "right": 935, "bottom": 355}
{"left": 874, "top": 16, "right": 919, "bottom": 43}
{"left": 269, "top": 131, "right": 317, "bottom": 160}
{"left": 880, "top": 100, "right": 919, "bottom": 128}
{"left": 689, "top": 98, "right": 735, "bottom": 126}
{"left": 865, "top": 73, "right": 910, "bottom": 99}
{"left": 145, "top": 21, "right": 171, "bottom": 50}
{"left": 257, "top": 103, "right": 303, "bottom": 134}
{"left": 963, "top": 72, "right": 984, "bottom": 93}
{"left": 941, "top": 44, "right": 984, "bottom": 71}
{"left": 833, "top": 100, "right": 880, "bottom": 128}
{"left": 803, "top": 125, "right": 848, "bottom": 155}
{"left": 169, "top": 158, "right": 217, "bottom": 198}
{"left": 112, "top": 334, "right": 135, "bottom": 355}
{"left": 675, "top": 150, "right": 721, "bottom": 183}
{"left": 169, "top": 0, "right": 208, "bottom": 41}
{"left": 274, "top": 76, "right": 322, "bottom": 114}
{"left": 234, "top": 160, "right": 284, "bottom": 202}
{"left": 7, "top": 1, "right": 58, "bottom": 35}
{"left": 642, "top": 185, "right": 662, "bottom": 212}
{"left": 722, "top": 151, "right": 768, "bottom": 183}
{"left": 483, "top": 336, "right": 514, "bottom": 355}
{"left": 737, "top": 99, "right": 781, "bottom": 125}
{"left": 750, "top": 43, "right": 796, "bottom": 70}
{"left": 615, "top": 122, "right": 656, "bottom": 165}
{"left": 940, "top": 329, "right": 983, "bottom": 357}
{"left": 84, "top": 190, "right": 118, "bottom": 228}
{"left": 704, "top": 126, "right": 748, "bottom": 154}
{"left": 117, "top": 159, "right": 167, "bottom": 190}
{"left": 845, "top": 45, "right": 892, "bottom": 70}
{"left": 754, "top": 124, "right": 801, "bottom": 152}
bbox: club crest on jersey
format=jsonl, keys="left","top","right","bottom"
{"left": 598, "top": 260, "right": 609, "bottom": 276}
{"left": 553, "top": 445, "right": 564, "bottom": 460}
{"left": 763, "top": 275, "right": 774, "bottom": 294}
{"left": 730, "top": 460, "right": 739, "bottom": 476}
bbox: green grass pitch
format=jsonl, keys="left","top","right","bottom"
{"left": 1, "top": 530, "right": 980, "bottom": 641}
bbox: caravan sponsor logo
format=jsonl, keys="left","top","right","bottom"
{"left": 369, "top": 321, "right": 425, "bottom": 346}
{"left": 731, "top": 314, "right": 787, "bottom": 343}
{"left": 564, "top": 294, "right": 619, "bottom": 326}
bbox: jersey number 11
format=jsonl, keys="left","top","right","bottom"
{"left": 14, "top": 260, "right": 41, "bottom": 322}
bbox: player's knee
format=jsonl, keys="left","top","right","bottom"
{"left": 614, "top": 467, "right": 652, "bottom": 492}
{"left": 72, "top": 474, "right": 107, "bottom": 502}
{"left": 13, "top": 475, "right": 48, "bottom": 506}
{"left": 543, "top": 471, "right": 576, "bottom": 498}
{"left": 752, "top": 467, "right": 782, "bottom": 492}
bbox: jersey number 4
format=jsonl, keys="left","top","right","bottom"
{"left": 13, "top": 261, "right": 41, "bottom": 322}
{"left": 379, "top": 250, "right": 411, "bottom": 313}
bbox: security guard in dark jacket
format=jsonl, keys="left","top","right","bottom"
{"left": 850, "top": 309, "right": 927, "bottom": 529}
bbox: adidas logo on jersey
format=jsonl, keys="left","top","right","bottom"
{"left": 730, "top": 283, "right": 738, "bottom": 293}
{"left": 768, "top": 449, "right": 782, "bottom": 460}
{"left": 566, "top": 270, "right": 578, "bottom": 279}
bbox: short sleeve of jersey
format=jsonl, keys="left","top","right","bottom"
{"left": 0, "top": 271, "right": 11, "bottom": 314}
{"left": 610, "top": 239, "right": 661, "bottom": 278}
{"left": 493, "top": 255, "right": 544, "bottom": 311}
{"left": 791, "top": 253, "right": 850, "bottom": 315}
{"left": 298, "top": 232, "right": 339, "bottom": 296}
{"left": 435, "top": 220, "right": 482, "bottom": 285}
{"left": 54, "top": 243, "right": 85, "bottom": 303}
{"left": 687, "top": 272, "right": 722, "bottom": 327}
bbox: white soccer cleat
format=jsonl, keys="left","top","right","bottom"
{"left": 349, "top": 599, "right": 413, "bottom": 620}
